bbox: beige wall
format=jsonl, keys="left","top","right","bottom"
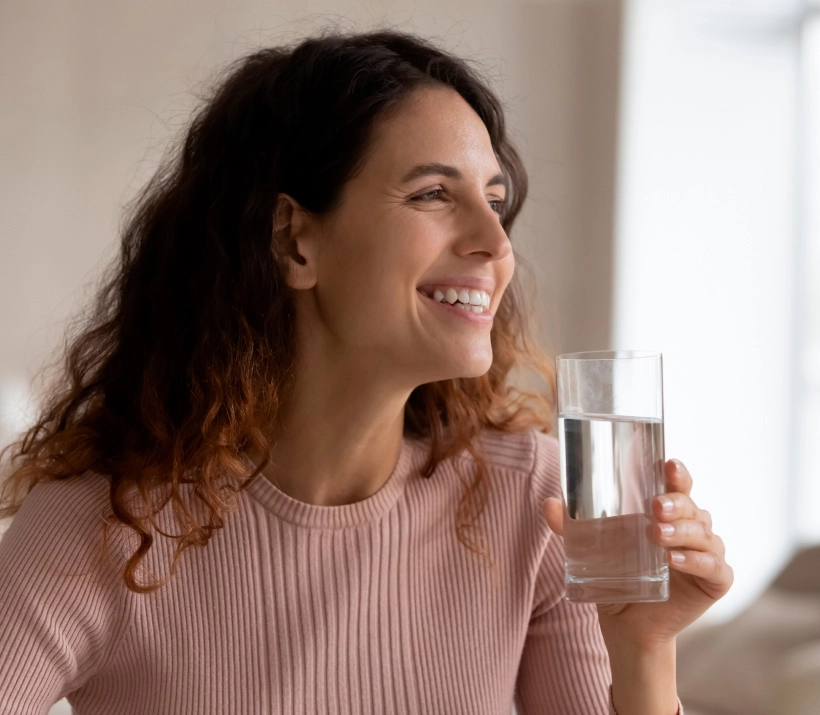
{"left": 0, "top": 0, "right": 622, "bottom": 443}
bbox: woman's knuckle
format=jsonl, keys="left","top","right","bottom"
{"left": 701, "top": 524, "right": 714, "bottom": 545}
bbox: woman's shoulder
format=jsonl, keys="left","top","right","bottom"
{"left": 7, "top": 470, "right": 112, "bottom": 526}
{"left": 470, "top": 427, "right": 562, "bottom": 505}
{"left": 471, "top": 427, "right": 558, "bottom": 473}
{"left": 0, "top": 470, "right": 122, "bottom": 574}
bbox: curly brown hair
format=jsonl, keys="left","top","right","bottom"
{"left": 0, "top": 28, "right": 557, "bottom": 593}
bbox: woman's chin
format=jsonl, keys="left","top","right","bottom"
{"left": 436, "top": 356, "right": 493, "bottom": 382}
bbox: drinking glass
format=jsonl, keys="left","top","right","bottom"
{"left": 555, "top": 350, "right": 669, "bottom": 603}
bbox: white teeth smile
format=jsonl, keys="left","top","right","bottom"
{"left": 418, "top": 287, "right": 491, "bottom": 314}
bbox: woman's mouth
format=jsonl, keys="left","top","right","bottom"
{"left": 416, "top": 288, "right": 494, "bottom": 326}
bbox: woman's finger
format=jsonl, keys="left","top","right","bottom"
{"left": 666, "top": 548, "right": 735, "bottom": 597}
{"left": 653, "top": 491, "right": 709, "bottom": 525}
{"left": 542, "top": 496, "right": 564, "bottom": 536}
{"left": 648, "top": 517, "right": 725, "bottom": 558}
{"left": 665, "top": 459, "right": 693, "bottom": 496}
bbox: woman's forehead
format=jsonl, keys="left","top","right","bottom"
{"left": 361, "top": 88, "right": 501, "bottom": 184}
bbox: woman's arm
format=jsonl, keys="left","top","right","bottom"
{"left": 542, "top": 457, "right": 733, "bottom": 715}
{"left": 0, "top": 474, "right": 132, "bottom": 711}
{"left": 606, "top": 638, "right": 679, "bottom": 715}
{"left": 513, "top": 570, "right": 684, "bottom": 715}
{"left": 513, "top": 589, "right": 612, "bottom": 714}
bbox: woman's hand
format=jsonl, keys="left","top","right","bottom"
{"left": 542, "top": 458, "right": 734, "bottom": 647}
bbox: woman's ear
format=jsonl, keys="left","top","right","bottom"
{"left": 273, "top": 194, "right": 320, "bottom": 290}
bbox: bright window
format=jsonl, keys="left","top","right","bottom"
{"left": 796, "top": 5, "right": 820, "bottom": 544}
{"left": 615, "top": 0, "right": 802, "bottom": 622}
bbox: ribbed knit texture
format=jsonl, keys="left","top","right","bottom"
{"left": 0, "top": 429, "right": 684, "bottom": 714}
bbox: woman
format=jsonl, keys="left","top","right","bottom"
{"left": 0, "top": 29, "right": 731, "bottom": 714}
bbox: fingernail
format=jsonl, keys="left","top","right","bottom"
{"left": 658, "top": 496, "right": 674, "bottom": 513}
{"left": 660, "top": 523, "right": 675, "bottom": 537}
{"left": 670, "top": 551, "right": 685, "bottom": 563}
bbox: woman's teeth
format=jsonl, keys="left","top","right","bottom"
{"left": 421, "top": 287, "right": 491, "bottom": 314}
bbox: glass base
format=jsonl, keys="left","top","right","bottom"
{"left": 565, "top": 576, "right": 669, "bottom": 603}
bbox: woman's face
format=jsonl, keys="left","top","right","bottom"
{"left": 299, "top": 85, "right": 515, "bottom": 388}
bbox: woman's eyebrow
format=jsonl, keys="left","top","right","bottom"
{"left": 399, "top": 162, "right": 507, "bottom": 189}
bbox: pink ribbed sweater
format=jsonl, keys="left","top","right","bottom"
{"left": 0, "top": 429, "right": 684, "bottom": 715}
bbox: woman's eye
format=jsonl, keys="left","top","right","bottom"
{"left": 413, "top": 189, "right": 442, "bottom": 202}
{"left": 411, "top": 190, "right": 505, "bottom": 215}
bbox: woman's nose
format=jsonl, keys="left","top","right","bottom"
{"left": 460, "top": 201, "right": 512, "bottom": 260}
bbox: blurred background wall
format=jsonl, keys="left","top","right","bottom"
{"left": 1, "top": 0, "right": 818, "bottom": 712}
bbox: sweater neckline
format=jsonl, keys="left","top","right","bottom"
{"left": 242, "top": 435, "right": 428, "bottom": 529}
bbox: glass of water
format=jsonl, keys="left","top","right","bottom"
{"left": 555, "top": 350, "right": 669, "bottom": 603}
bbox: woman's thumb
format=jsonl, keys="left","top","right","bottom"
{"left": 541, "top": 496, "right": 565, "bottom": 536}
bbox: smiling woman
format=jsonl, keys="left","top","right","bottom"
{"left": 0, "top": 28, "right": 693, "bottom": 715}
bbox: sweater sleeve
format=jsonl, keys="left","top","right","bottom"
{"left": 0, "top": 474, "right": 132, "bottom": 714}
{"left": 514, "top": 431, "right": 684, "bottom": 715}
{"left": 513, "top": 509, "right": 614, "bottom": 713}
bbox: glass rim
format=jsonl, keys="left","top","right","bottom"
{"left": 556, "top": 349, "right": 661, "bottom": 361}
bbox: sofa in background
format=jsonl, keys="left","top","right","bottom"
{"left": 676, "top": 544, "right": 820, "bottom": 715}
